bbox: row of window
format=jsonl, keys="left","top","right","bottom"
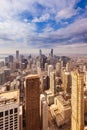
{"left": 0, "top": 108, "right": 18, "bottom": 117}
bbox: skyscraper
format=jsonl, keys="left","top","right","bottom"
{"left": 50, "top": 72, "right": 56, "bottom": 95}
{"left": 9, "top": 55, "right": 14, "bottom": 63}
{"left": 16, "top": 50, "right": 19, "bottom": 60}
{"left": 25, "top": 75, "right": 40, "bottom": 130}
{"left": 40, "top": 94, "right": 48, "bottom": 130}
{"left": 62, "top": 71, "right": 71, "bottom": 92}
{"left": 51, "top": 49, "right": 53, "bottom": 57}
{"left": 71, "top": 70, "right": 84, "bottom": 130}
{"left": 48, "top": 65, "right": 53, "bottom": 76}
{"left": 39, "top": 49, "right": 42, "bottom": 57}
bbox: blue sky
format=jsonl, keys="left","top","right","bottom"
{"left": 0, "top": 0, "right": 87, "bottom": 54}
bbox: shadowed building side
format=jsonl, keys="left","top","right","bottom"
{"left": 25, "top": 75, "right": 40, "bottom": 130}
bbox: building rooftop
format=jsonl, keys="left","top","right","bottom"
{"left": 57, "top": 95, "right": 70, "bottom": 107}
{"left": 0, "top": 90, "right": 19, "bottom": 106}
{"left": 25, "top": 74, "right": 39, "bottom": 79}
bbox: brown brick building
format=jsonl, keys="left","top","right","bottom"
{"left": 25, "top": 75, "right": 40, "bottom": 130}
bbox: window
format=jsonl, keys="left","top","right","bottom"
{"left": 5, "top": 111, "right": 8, "bottom": 116}
{"left": 0, "top": 112, "right": 3, "bottom": 117}
{"left": 10, "top": 109, "right": 13, "bottom": 115}
{"left": 14, "top": 108, "right": 18, "bottom": 113}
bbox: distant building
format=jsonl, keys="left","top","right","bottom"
{"left": 51, "top": 49, "right": 53, "bottom": 57}
{"left": 0, "top": 71, "right": 5, "bottom": 85}
{"left": 16, "top": 50, "right": 19, "bottom": 61}
{"left": 56, "top": 62, "right": 61, "bottom": 76}
{"left": 66, "top": 62, "right": 71, "bottom": 72}
{"left": 4, "top": 68, "right": 11, "bottom": 82}
{"left": 71, "top": 70, "right": 84, "bottom": 130}
{"left": 9, "top": 55, "right": 14, "bottom": 63}
{"left": 5, "top": 57, "right": 9, "bottom": 65}
{"left": 39, "top": 49, "right": 42, "bottom": 57}
{"left": 25, "top": 75, "right": 40, "bottom": 130}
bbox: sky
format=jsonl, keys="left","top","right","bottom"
{"left": 0, "top": 0, "right": 87, "bottom": 55}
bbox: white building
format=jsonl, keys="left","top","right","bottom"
{"left": 48, "top": 65, "right": 53, "bottom": 76}
{"left": 0, "top": 90, "right": 20, "bottom": 130}
{"left": 40, "top": 94, "right": 48, "bottom": 130}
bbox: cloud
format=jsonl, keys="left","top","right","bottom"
{"left": 0, "top": 0, "right": 86, "bottom": 54}
{"left": 56, "top": 8, "right": 77, "bottom": 20}
{"left": 26, "top": 17, "right": 87, "bottom": 49}
{"left": 32, "top": 13, "right": 50, "bottom": 22}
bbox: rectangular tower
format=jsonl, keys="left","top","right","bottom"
{"left": 50, "top": 72, "right": 56, "bottom": 95}
{"left": 40, "top": 94, "right": 48, "bottom": 130}
{"left": 71, "top": 70, "right": 84, "bottom": 130}
{"left": 16, "top": 50, "right": 19, "bottom": 61}
{"left": 25, "top": 75, "right": 40, "bottom": 130}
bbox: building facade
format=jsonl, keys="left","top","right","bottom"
{"left": 0, "top": 90, "right": 19, "bottom": 130}
{"left": 25, "top": 75, "right": 40, "bottom": 130}
{"left": 71, "top": 70, "right": 84, "bottom": 130}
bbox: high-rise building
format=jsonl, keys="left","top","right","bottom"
{"left": 48, "top": 65, "right": 53, "bottom": 76}
{"left": 45, "top": 63, "right": 48, "bottom": 71}
{"left": 0, "top": 90, "right": 20, "bottom": 130}
{"left": 56, "top": 62, "right": 61, "bottom": 76}
{"left": 84, "top": 71, "right": 87, "bottom": 89}
{"left": 16, "top": 50, "right": 19, "bottom": 60}
{"left": 66, "top": 62, "right": 71, "bottom": 72}
{"left": 39, "top": 49, "right": 42, "bottom": 57}
{"left": 71, "top": 70, "right": 84, "bottom": 130}
{"left": 25, "top": 75, "right": 40, "bottom": 130}
{"left": 51, "top": 49, "right": 53, "bottom": 57}
{"left": 40, "top": 94, "right": 48, "bottom": 130}
{"left": 9, "top": 55, "right": 14, "bottom": 63}
{"left": 4, "top": 68, "right": 11, "bottom": 82}
{"left": 0, "top": 71, "right": 5, "bottom": 85}
{"left": 50, "top": 72, "right": 56, "bottom": 95}
{"left": 5, "top": 57, "right": 9, "bottom": 65}
{"left": 62, "top": 71, "right": 71, "bottom": 92}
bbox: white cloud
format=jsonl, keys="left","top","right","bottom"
{"left": 0, "top": 0, "right": 86, "bottom": 54}
{"left": 56, "top": 8, "right": 77, "bottom": 20}
{"left": 32, "top": 13, "right": 50, "bottom": 22}
{"left": 0, "top": 0, "right": 80, "bottom": 19}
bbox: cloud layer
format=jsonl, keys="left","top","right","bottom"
{"left": 0, "top": 0, "right": 87, "bottom": 54}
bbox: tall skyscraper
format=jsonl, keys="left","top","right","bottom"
{"left": 51, "top": 49, "right": 53, "bottom": 57}
{"left": 39, "top": 49, "right": 42, "bottom": 57}
{"left": 9, "top": 55, "right": 14, "bottom": 63}
{"left": 0, "top": 90, "right": 19, "bottom": 130}
{"left": 56, "top": 62, "right": 61, "bottom": 76}
{"left": 50, "top": 72, "right": 56, "bottom": 95}
{"left": 25, "top": 75, "right": 40, "bottom": 130}
{"left": 66, "top": 62, "right": 71, "bottom": 72}
{"left": 71, "top": 70, "right": 84, "bottom": 130}
{"left": 16, "top": 50, "right": 19, "bottom": 60}
{"left": 48, "top": 65, "right": 53, "bottom": 76}
{"left": 62, "top": 71, "right": 71, "bottom": 92}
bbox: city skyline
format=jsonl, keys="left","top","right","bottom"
{"left": 0, "top": 0, "right": 87, "bottom": 54}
